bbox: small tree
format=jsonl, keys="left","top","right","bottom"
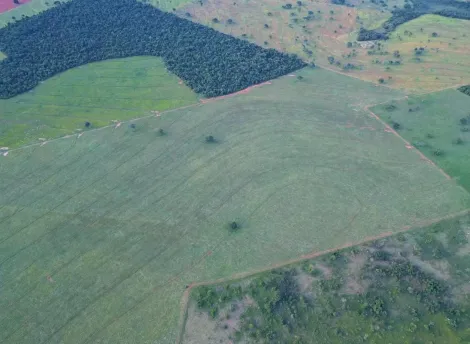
{"left": 205, "top": 135, "right": 215, "bottom": 143}
{"left": 431, "top": 32, "right": 438, "bottom": 37}
{"left": 433, "top": 149, "right": 443, "bottom": 156}
{"left": 378, "top": 78, "right": 385, "bottom": 84}
{"left": 297, "top": 75, "right": 303, "bottom": 80}
{"left": 84, "top": 121, "right": 91, "bottom": 128}
{"left": 129, "top": 123, "right": 136, "bottom": 130}
{"left": 230, "top": 221, "right": 239, "bottom": 230}
{"left": 346, "top": 42, "right": 353, "bottom": 48}
{"left": 392, "top": 122, "right": 401, "bottom": 130}
{"left": 158, "top": 128, "right": 165, "bottom": 136}
{"left": 212, "top": 18, "right": 219, "bottom": 23}
{"left": 455, "top": 137, "right": 464, "bottom": 145}
{"left": 460, "top": 117, "right": 468, "bottom": 125}
{"left": 227, "top": 18, "right": 234, "bottom": 24}
{"left": 264, "top": 23, "right": 269, "bottom": 28}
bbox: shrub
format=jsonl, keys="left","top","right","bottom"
{"left": 205, "top": 135, "right": 216, "bottom": 143}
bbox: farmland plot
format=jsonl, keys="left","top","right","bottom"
{"left": 0, "top": 67, "right": 468, "bottom": 344}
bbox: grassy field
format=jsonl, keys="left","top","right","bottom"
{"left": 371, "top": 88, "right": 470, "bottom": 192}
{"left": 185, "top": 213, "right": 470, "bottom": 343}
{"left": 0, "top": 67, "right": 469, "bottom": 344}
{"left": 0, "top": 56, "right": 199, "bottom": 148}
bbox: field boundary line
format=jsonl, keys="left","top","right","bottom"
{"left": 175, "top": 208, "right": 470, "bottom": 344}
{"left": 365, "top": 105, "right": 454, "bottom": 181}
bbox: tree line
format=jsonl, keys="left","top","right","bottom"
{"left": 356, "top": 0, "right": 470, "bottom": 41}
{"left": 0, "top": 0, "right": 306, "bottom": 98}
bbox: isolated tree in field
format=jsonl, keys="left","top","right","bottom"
{"left": 84, "top": 121, "right": 91, "bottom": 128}
{"left": 230, "top": 221, "right": 239, "bottom": 230}
{"left": 158, "top": 128, "right": 165, "bottom": 136}
{"left": 129, "top": 123, "right": 136, "bottom": 130}
{"left": 212, "top": 18, "right": 219, "bottom": 23}
{"left": 433, "top": 148, "right": 443, "bottom": 156}
{"left": 455, "top": 137, "right": 464, "bottom": 145}
{"left": 378, "top": 78, "right": 385, "bottom": 84}
{"left": 227, "top": 18, "right": 234, "bottom": 24}
{"left": 392, "top": 121, "right": 401, "bottom": 130}
{"left": 460, "top": 117, "right": 468, "bottom": 125}
{"left": 297, "top": 75, "right": 303, "bottom": 80}
{"left": 264, "top": 23, "right": 269, "bottom": 28}
{"left": 432, "top": 32, "right": 438, "bottom": 37}
{"left": 205, "top": 135, "right": 215, "bottom": 143}
{"left": 13, "top": 0, "right": 20, "bottom": 4}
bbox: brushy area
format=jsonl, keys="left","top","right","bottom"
{"left": 1, "top": 68, "right": 468, "bottom": 344}
{"left": 357, "top": 0, "right": 470, "bottom": 40}
{"left": 0, "top": 0, "right": 305, "bottom": 98}
{"left": 371, "top": 89, "right": 470, "bottom": 192}
{"left": 0, "top": 56, "right": 199, "bottom": 148}
{"left": 187, "top": 213, "right": 470, "bottom": 344}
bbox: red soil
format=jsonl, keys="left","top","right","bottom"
{"left": 0, "top": 0, "right": 31, "bottom": 14}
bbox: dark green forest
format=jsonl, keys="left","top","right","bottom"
{"left": 0, "top": 0, "right": 305, "bottom": 98}
{"left": 459, "top": 85, "right": 470, "bottom": 97}
{"left": 356, "top": 0, "right": 470, "bottom": 41}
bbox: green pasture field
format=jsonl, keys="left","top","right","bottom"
{"left": 0, "top": 56, "right": 199, "bottom": 148}
{"left": 185, "top": 213, "right": 470, "bottom": 343}
{"left": 371, "top": 89, "right": 470, "bottom": 192}
{"left": 0, "top": 67, "right": 469, "bottom": 344}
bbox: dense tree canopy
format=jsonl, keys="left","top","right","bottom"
{"left": 459, "top": 85, "right": 470, "bottom": 97}
{"left": 356, "top": 0, "right": 470, "bottom": 41}
{"left": 0, "top": 0, "right": 306, "bottom": 98}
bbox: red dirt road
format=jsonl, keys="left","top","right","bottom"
{"left": 0, "top": 0, "right": 31, "bottom": 14}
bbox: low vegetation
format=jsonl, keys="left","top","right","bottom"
{"left": 2, "top": 68, "right": 468, "bottom": 344}
{"left": 0, "top": 0, "right": 305, "bottom": 98}
{"left": 186, "top": 213, "right": 470, "bottom": 343}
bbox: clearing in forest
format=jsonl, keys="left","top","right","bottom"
{"left": 0, "top": 67, "right": 469, "bottom": 344}
{"left": 0, "top": 56, "right": 199, "bottom": 148}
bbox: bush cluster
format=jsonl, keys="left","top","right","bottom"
{"left": 0, "top": 0, "right": 306, "bottom": 98}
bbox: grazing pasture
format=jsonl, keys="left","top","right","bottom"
{"left": 0, "top": 67, "right": 468, "bottom": 344}
{"left": 0, "top": 56, "right": 199, "bottom": 148}
{"left": 371, "top": 88, "right": 470, "bottom": 191}
{"left": 176, "top": 0, "right": 470, "bottom": 91}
